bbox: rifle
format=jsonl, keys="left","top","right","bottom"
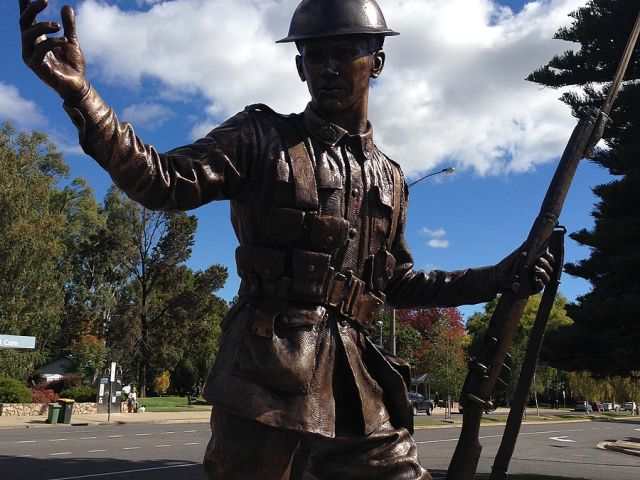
{"left": 446, "top": 11, "right": 640, "bottom": 480}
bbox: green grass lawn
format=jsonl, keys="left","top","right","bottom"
{"left": 135, "top": 395, "right": 211, "bottom": 412}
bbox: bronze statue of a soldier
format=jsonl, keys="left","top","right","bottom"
{"left": 19, "top": 0, "right": 553, "bottom": 478}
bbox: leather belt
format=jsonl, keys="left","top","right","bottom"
{"left": 239, "top": 269, "right": 385, "bottom": 330}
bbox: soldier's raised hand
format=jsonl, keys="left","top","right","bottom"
{"left": 19, "top": 1, "right": 88, "bottom": 101}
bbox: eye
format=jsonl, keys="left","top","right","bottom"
{"left": 303, "top": 47, "right": 324, "bottom": 65}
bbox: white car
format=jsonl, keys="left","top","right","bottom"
{"left": 603, "top": 402, "right": 621, "bottom": 411}
{"left": 624, "top": 401, "right": 637, "bottom": 411}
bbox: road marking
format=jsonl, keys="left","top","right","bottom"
{"left": 122, "top": 446, "right": 141, "bottom": 450}
{"left": 79, "top": 437, "right": 97, "bottom": 440}
{"left": 135, "top": 433, "right": 150, "bottom": 436}
{"left": 184, "top": 442, "right": 199, "bottom": 445}
{"left": 16, "top": 440, "right": 36, "bottom": 444}
{"left": 49, "top": 439, "right": 68, "bottom": 442}
{"left": 108, "top": 435, "right": 123, "bottom": 438}
{"left": 161, "top": 431, "right": 175, "bottom": 434}
{"left": 15, "top": 454, "right": 32, "bottom": 457}
{"left": 45, "top": 463, "right": 198, "bottom": 479}
{"left": 155, "top": 444, "right": 172, "bottom": 448}
{"left": 87, "top": 450, "right": 107, "bottom": 453}
{"left": 416, "top": 428, "right": 584, "bottom": 445}
{"left": 550, "top": 436, "right": 576, "bottom": 443}
{"left": 634, "top": 428, "right": 640, "bottom": 432}
{"left": 183, "top": 430, "right": 198, "bottom": 433}
{"left": 50, "top": 452, "right": 71, "bottom": 456}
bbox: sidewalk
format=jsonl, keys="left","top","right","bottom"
{"left": 0, "top": 407, "right": 212, "bottom": 429}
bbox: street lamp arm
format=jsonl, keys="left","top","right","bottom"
{"left": 407, "top": 167, "right": 455, "bottom": 188}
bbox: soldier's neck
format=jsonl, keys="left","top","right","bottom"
{"left": 316, "top": 96, "right": 369, "bottom": 135}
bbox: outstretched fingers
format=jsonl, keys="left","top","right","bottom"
{"left": 19, "top": 0, "right": 48, "bottom": 30}
{"left": 61, "top": 5, "right": 78, "bottom": 43}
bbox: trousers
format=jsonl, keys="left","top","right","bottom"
{"left": 202, "top": 407, "right": 432, "bottom": 480}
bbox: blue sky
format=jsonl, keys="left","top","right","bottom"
{"left": 1, "top": 0, "right": 605, "bottom": 320}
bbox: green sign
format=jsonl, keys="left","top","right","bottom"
{"left": 0, "top": 335, "right": 36, "bottom": 349}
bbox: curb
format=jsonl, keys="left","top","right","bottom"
{"left": 596, "top": 441, "right": 640, "bottom": 457}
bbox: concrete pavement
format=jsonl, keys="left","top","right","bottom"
{"left": 0, "top": 408, "right": 212, "bottom": 429}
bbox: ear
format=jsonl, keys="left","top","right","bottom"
{"left": 296, "top": 55, "right": 306, "bottom": 82}
{"left": 370, "top": 50, "right": 385, "bottom": 79}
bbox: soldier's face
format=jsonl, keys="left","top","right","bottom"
{"left": 296, "top": 36, "right": 384, "bottom": 113}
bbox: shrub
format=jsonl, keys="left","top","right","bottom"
{"left": 30, "top": 389, "right": 59, "bottom": 404}
{"left": 47, "top": 374, "right": 84, "bottom": 394}
{"left": 59, "top": 385, "right": 96, "bottom": 402}
{"left": 0, "top": 377, "right": 32, "bottom": 403}
{"left": 154, "top": 371, "right": 170, "bottom": 397}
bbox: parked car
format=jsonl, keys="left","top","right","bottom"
{"left": 592, "top": 401, "right": 605, "bottom": 412}
{"left": 603, "top": 402, "right": 621, "bottom": 412}
{"left": 408, "top": 392, "right": 434, "bottom": 415}
{"left": 574, "top": 401, "right": 593, "bottom": 412}
{"left": 624, "top": 401, "right": 637, "bottom": 412}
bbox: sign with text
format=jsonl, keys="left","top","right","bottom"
{"left": 0, "top": 335, "right": 36, "bottom": 349}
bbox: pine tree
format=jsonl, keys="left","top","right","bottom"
{"left": 527, "top": 0, "right": 640, "bottom": 376}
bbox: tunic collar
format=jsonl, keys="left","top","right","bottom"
{"left": 303, "top": 104, "right": 375, "bottom": 157}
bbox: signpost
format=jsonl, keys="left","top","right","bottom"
{"left": 0, "top": 335, "right": 36, "bottom": 349}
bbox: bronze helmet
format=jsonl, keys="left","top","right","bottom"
{"left": 276, "top": 0, "right": 399, "bottom": 43}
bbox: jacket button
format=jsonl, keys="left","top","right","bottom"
{"left": 351, "top": 188, "right": 360, "bottom": 198}
{"left": 325, "top": 236, "right": 334, "bottom": 244}
{"left": 348, "top": 228, "right": 357, "bottom": 239}
{"left": 307, "top": 265, "right": 315, "bottom": 273}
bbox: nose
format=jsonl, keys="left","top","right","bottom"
{"left": 320, "top": 56, "right": 340, "bottom": 76}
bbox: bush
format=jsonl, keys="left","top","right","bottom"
{"left": 0, "top": 377, "right": 32, "bottom": 403}
{"left": 30, "top": 389, "right": 58, "bottom": 404}
{"left": 59, "top": 385, "right": 96, "bottom": 402}
{"left": 47, "top": 374, "right": 84, "bottom": 394}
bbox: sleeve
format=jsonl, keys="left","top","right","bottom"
{"left": 383, "top": 178, "right": 499, "bottom": 309}
{"left": 63, "top": 84, "right": 260, "bottom": 211}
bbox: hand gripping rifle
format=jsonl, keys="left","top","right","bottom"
{"left": 447, "top": 11, "right": 640, "bottom": 480}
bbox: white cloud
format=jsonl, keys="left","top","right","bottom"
{"left": 0, "top": 83, "right": 47, "bottom": 129}
{"left": 121, "top": 102, "right": 176, "bottom": 130}
{"left": 420, "top": 226, "right": 449, "bottom": 248}
{"left": 421, "top": 227, "right": 446, "bottom": 238}
{"left": 427, "top": 239, "right": 450, "bottom": 248}
{"left": 75, "top": 0, "right": 586, "bottom": 175}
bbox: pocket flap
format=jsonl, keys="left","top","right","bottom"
{"left": 253, "top": 247, "right": 286, "bottom": 281}
{"left": 292, "top": 250, "right": 331, "bottom": 280}
{"left": 309, "top": 215, "right": 349, "bottom": 251}
{"left": 235, "top": 245, "right": 254, "bottom": 278}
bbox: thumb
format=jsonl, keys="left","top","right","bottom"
{"left": 61, "top": 5, "right": 78, "bottom": 42}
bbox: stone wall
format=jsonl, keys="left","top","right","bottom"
{"left": 0, "top": 402, "right": 97, "bottom": 416}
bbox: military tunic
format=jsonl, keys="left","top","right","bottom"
{"left": 63, "top": 86, "right": 499, "bottom": 438}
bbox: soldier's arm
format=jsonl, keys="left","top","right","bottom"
{"left": 19, "top": 2, "right": 254, "bottom": 210}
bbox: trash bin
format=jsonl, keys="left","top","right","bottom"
{"left": 58, "top": 398, "right": 75, "bottom": 424}
{"left": 46, "top": 403, "right": 61, "bottom": 424}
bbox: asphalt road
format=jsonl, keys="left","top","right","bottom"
{"left": 0, "top": 420, "right": 638, "bottom": 479}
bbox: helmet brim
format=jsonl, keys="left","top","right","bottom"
{"left": 276, "top": 28, "right": 399, "bottom": 44}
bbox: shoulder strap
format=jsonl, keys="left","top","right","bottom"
{"left": 386, "top": 161, "right": 404, "bottom": 252}
{"left": 275, "top": 114, "right": 319, "bottom": 211}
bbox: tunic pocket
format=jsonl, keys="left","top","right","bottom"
{"left": 232, "top": 303, "right": 325, "bottom": 394}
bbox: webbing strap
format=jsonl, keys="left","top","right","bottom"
{"left": 387, "top": 163, "right": 403, "bottom": 251}
{"left": 288, "top": 141, "right": 319, "bottom": 210}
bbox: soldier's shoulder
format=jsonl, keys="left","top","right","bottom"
{"left": 244, "top": 103, "right": 303, "bottom": 122}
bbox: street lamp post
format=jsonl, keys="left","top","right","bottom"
{"left": 386, "top": 166, "right": 455, "bottom": 355}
